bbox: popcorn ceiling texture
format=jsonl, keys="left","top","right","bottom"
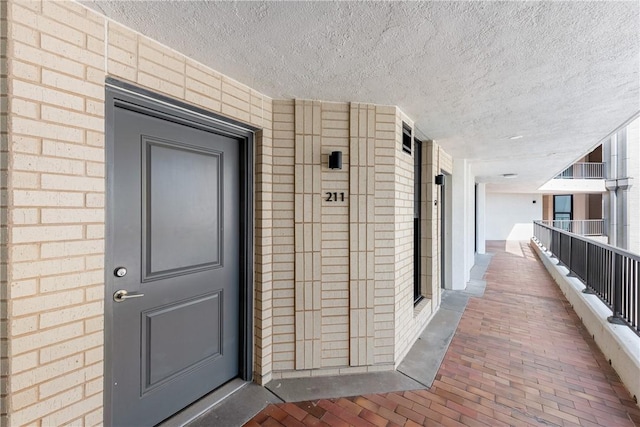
{"left": 81, "top": 0, "right": 640, "bottom": 192}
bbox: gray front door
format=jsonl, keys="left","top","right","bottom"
{"left": 108, "top": 99, "right": 240, "bottom": 426}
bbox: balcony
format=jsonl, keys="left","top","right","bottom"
{"left": 555, "top": 162, "right": 605, "bottom": 179}
{"left": 538, "top": 162, "right": 606, "bottom": 193}
{"left": 539, "top": 219, "right": 605, "bottom": 237}
{"left": 533, "top": 220, "right": 638, "bottom": 334}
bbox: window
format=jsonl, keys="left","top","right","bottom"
{"left": 402, "top": 122, "right": 412, "bottom": 154}
{"left": 553, "top": 195, "right": 573, "bottom": 230}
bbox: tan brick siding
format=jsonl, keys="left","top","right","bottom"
{"left": 7, "top": 2, "right": 106, "bottom": 424}
{"left": 270, "top": 100, "right": 354, "bottom": 374}
{"left": 294, "top": 100, "right": 322, "bottom": 370}
{"left": 391, "top": 125, "right": 453, "bottom": 365}
{"left": 1, "top": 0, "right": 9, "bottom": 423}
{"left": 4, "top": 0, "right": 273, "bottom": 424}
{"left": 320, "top": 103, "right": 349, "bottom": 368}
{"left": 271, "top": 100, "right": 296, "bottom": 372}
{"left": 255, "top": 125, "right": 274, "bottom": 384}
{"left": 348, "top": 103, "right": 375, "bottom": 367}
{"left": 371, "top": 105, "right": 398, "bottom": 365}
{"left": 393, "top": 110, "right": 417, "bottom": 363}
{"left": 268, "top": 102, "right": 445, "bottom": 378}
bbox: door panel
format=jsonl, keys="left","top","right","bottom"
{"left": 143, "top": 291, "right": 222, "bottom": 390}
{"left": 110, "top": 104, "right": 240, "bottom": 427}
{"left": 144, "top": 138, "right": 221, "bottom": 276}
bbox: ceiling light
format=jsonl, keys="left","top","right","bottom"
{"left": 509, "top": 135, "right": 524, "bottom": 140}
{"left": 502, "top": 173, "right": 518, "bottom": 179}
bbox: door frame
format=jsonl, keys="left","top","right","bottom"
{"left": 440, "top": 171, "right": 452, "bottom": 289}
{"left": 413, "top": 138, "right": 423, "bottom": 303}
{"left": 104, "top": 78, "right": 255, "bottom": 426}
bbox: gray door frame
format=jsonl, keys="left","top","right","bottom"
{"left": 440, "top": 171, "right": 452, "bottom": 289}
{"left": 104, "top": 78, "right": 255, "bottom": 426}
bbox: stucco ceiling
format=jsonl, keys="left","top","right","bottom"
{"left": 83, "top": 1, "right": 639, "bottom": 192}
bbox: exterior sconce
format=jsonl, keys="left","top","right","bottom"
{"left": 329, "top": 151, "right": 342, "bottom": 170}
{"left": 435, "top": 174, "right": 444, "bottom": 185}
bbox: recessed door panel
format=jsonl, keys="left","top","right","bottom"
{"left": 108, "top": 99, "right": 241, "bottom": 427}
{"left": 143, "top": 138, "right": 222, "bottom": 279}
{"left": 143, "top": 291, "right": 222, "bottom": 390}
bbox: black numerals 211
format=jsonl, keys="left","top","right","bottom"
{"left": 325, "top": 192, "right": 345, "bottom": 202}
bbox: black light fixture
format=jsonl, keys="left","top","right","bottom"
{"left": 329, "top": 151, "right": 342, "bottom": 170}
{"left": 435, "top": 174, "right": 444, "bottom": 185}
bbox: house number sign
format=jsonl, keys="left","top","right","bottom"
{"left": 325, "top": 192, "right": 346, "bottom": 202}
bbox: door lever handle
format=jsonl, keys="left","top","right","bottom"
{"left": 113, "top": 289, "right": 144, "bottom": 302}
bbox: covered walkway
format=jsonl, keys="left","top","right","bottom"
{"left": 244, "top": 241, "right": 640, "bottom": 426}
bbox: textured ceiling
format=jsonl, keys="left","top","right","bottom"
{"left": 83, "top": 1, "right": 639, "bottom": 192}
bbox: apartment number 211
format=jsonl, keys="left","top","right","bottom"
{"left": 325, "top": 192, "right": 345, "bottom": 202}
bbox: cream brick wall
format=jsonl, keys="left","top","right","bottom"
{"left": 4, "top": 0, "right": 273, "bottom": 424}
{"left": 390, "top": 110, "right": 444, "bottom": 365}
{"left": 271, "top": 100, "right": 376, "bottom": 375}
{"left": 255, "top": 124, "right": 274, "bottom": 384}
{"left": 7, "top": 2, "right": 106, "bottom": 424}
{"left": 393, "top": 111, "right": 414, "bottom": 362}
{"left": 271, "top": 100, "right": 296, "bottom": 372}
{"left": 294, "top": 100, "right": 323, "bottom": 370}
{"left": 268, "top": 102, "right": 450, "bottom": 379}
{"left": 3, "top": 0, "right": 455, "bottom": 423}
{"left": 319, "top": 102, "right": 349, "bottom": 368}
{"left": 372, "top": 105, "right": 398, "bottom": 366}
{"left": 349, "top": 103, "right": 375, "bottom": 367}
{"left": 2, "top": 0, "right": 9, "bottom": 423}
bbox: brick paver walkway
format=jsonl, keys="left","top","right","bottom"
{"left": 246, "top": 241, "right": 640, "bottom": 426}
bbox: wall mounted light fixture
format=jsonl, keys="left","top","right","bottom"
{"left": 329, "top": 151, "right": 342, "bottom": 170}
{"left": 435, "top": 174, "right": 444, "bottom": 185}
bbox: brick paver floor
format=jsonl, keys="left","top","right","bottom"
{"left": 246, "top": 241, "right": 640, "bottom": 426}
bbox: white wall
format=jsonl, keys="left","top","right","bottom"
{"left": 626, "top": 117, "right": 639, "bottom": 254}
{"left": 476, "top": 183, "right": 486, "bottom": 254}
{"left": 486, "top": 192, "right": 542, "bottom": 240}
{"left": 451, "top": 159, "right": 475, "bottom": 289}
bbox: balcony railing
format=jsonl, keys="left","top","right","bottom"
{"left": 554, "top": 162, "right": 604, "bottom": 179}
{"left": 533, "top": 220, "right": 639, "bottom": 336}
{"left": 539, "top": 219, "right": 604, "bottom": 236}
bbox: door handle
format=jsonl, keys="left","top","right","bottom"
{"left": 113, "top": 289, "right": 144, "bottom": 302}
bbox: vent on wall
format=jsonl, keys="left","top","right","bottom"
{"left": 402, "top": 122, "right": 412, "bottom": 154}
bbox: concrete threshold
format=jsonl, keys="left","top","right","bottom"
{"left": 177, "top": 381, "right": 282, "bottom": 427}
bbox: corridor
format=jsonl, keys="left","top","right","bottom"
{"left": 245, "top": 241, "right": 640, "bottom": 426}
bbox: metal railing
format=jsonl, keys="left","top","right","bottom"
{"left": 554, "top": 162, "right": 604, "bottom": 179}
{"left": 539, "top": 219, "right": 605, "bottom": 236}
{"left": 533, "top": 220, "right": 639, "bottom": 335}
